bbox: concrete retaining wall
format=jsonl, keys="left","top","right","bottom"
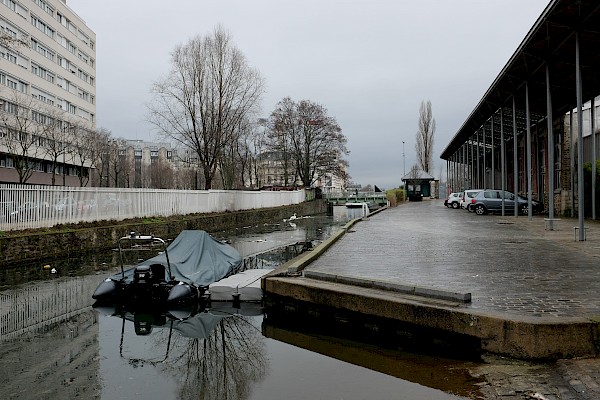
{"left": 263, "top": 275, "right": 598, "bottom": 360}
{"left": 0, "top": 200, "right": 326, "bottom": 267}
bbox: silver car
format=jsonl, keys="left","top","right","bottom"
{"left": 469, "top": 189, "right": 542, "bottom": 215}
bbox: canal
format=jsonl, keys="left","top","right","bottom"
{"left": 0, "top": 207, "right": 481, "bottom": 399}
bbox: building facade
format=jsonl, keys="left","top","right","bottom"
{"left": 0, "top": 0, "right": 96, "bottom": 185}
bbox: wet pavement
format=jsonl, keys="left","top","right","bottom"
{"left": 307, "top": 199, "right": 600, "bottom": 319}
{"left": 304, "top": 199, "right": 600, "bottom": 399}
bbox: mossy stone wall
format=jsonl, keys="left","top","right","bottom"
{"left": 0, "top": 200, "right": 326, "bottom": 266}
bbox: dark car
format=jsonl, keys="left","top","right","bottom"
{"left": 469, "top": 189, "right": 542, "bottom": 215}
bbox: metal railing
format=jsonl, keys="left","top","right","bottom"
{"left": 0, "top": 185, "right": 306, "bottom": 231}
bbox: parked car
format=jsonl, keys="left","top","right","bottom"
{"left": 460, "top": 189, "right": 481, "bottom": 211}
{"left": 444, "top": 192, "right": 463, "bottom": 209}
{"left": 469, "top": 189, "right": 542, "bottom": 215}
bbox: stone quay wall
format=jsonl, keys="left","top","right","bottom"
{"left": 0, "top": 200, "right": 327, "bottom": 267}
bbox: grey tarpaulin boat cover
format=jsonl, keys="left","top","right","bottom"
{"left": 116, "top": 230, "right": 242, "bottom": 287}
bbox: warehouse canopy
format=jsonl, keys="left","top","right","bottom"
{"left": 441, "top": 0, "right": 600, "bottom": 160}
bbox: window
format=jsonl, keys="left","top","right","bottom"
{"left": 5, "top": 0, "right": 16, "bottom": 12}
{"left": 77, "top": 50, "right": 89, "bottom": 64}
{"left": 0, "top": 23, "right": 17, "bottom": 39}
{"left": 6, "top": 77, "right": 17, "bottom": 89}
{"left": 34, "top": 0, "right": 54, "bottom": 15}
{"left": 31, "top": 63, "right": 55, "bottom": 83}
{"left": 17, "top": 80, "right": 27, "bottom": 93}
{"left": 31, "top": 39, "right": 55, "bottom": 62}
{"left": 2, "top": 50, "right": 17, "bottom": 64}
{"left": 78, "top": 69, "right": 88, "bottom": 83}
{"left": 31, "top": 14, "right": 54, "bottom": 38}
{"left": 5, "top": 101, "right": 18, "bottom": 114}
{"left": 68, "top": 103, "right": 76, "bottom": 114}
{"left": 66, "top": 20, "right": 77, "bottom": 35}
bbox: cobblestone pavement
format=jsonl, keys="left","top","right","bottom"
{"left": 307, "top": 200, "right": 600, "bottom": 319}
{"left": 305, "top": 200, "right": 600, "bottom": 399}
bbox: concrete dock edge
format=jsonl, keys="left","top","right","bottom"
{"left": 262, "top": 212, "right": 600, "bottom": 360}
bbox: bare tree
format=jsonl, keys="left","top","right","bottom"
{"left": 0, "top": 31, "right": 28, "bottom": 51}
{"left": 0, "top": 92, "right": 42, "bottom": 183}
{"left": 266, "top": 98, "right": 349, "bottom": 188}
{"left": 89, "top": 128, "right": 112, "bottom": 186}
{"left": 293, "top": 99, "right": 349, "bottom": 187}
{"left": 416, "top": 100, "right": 435, "bottom": 173}
{"left": 267, "top": 97, "right": 297, "bottom": 186}
{"left": 108, "top": 138, "right": 128, "bottom": 187}
{"left": 36, "top": 106, "right": 73, "bottom": 186}
{"left": 148, "top": 26, "right": 265, "bottom": 189}
{"left": 72, "top": 123, "right": 99, "bottom": 187}
{"left": 149, "top": 159, "right": 174, "bottom": 189}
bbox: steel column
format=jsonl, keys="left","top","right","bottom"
{"left": 576, "top": 32, "right": 585, "bottom": 240}
{"left": 591, "top": 96, "right": 596, "bottom": 220}
{"left": 526, "top": 82, "right": 533, "bottom": 220}
{"left": 483, "top": 121, "right": 487, "bottom": 188}
{"left": 513, "top": 96, "right": 519, "bottom": 217}
{"left": 546, "top": 64, "right": 555, "bottom": 227}
{"left": 570, "top": 109, "right": 574, "bottom": 215}
{"left": 501, "top": 108, "right": 506, "bottom": 216}
{"left": 491, "top": 114, "right": 495, "bottom": 189}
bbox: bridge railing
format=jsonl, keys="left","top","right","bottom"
{"left": 0, "top": 185, "right": 306, "bottom": 232}
{"left": 323, "top": 191, "right": 388, "bottom": 203}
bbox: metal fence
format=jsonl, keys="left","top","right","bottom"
{"left": 0, "top": 185, "right": 306, "bottom": 232}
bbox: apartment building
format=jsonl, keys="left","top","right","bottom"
{"left": 0, "top": 0, "right": 96, "bottom": 185}
{"left": 254, "top": 150, "right": 347, "bottom": 192}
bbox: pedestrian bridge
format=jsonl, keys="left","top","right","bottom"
{"left": 323, "top": 191, "right": 388, "bottom": 207}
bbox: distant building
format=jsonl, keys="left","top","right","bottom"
{"left": 255, "top": 151, "right": 301, "bottom": 188}
{"left": 254, "top": 150, "right": 347, "bottom": 192}
{"left": 0, "top": 0, "right": 96, "bottom": 185}
{"left": 119, "top": 140, "right": 199, "bottom": 189}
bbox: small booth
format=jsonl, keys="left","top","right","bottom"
{"left": 402, "top": 170, "right": 434, "bottom": 201}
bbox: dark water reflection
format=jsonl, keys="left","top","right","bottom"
{"left": 0, "top": 208, "right": 477, "bottom": 399}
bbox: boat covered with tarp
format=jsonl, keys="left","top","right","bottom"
{"left": 92, "top": 230, "right": 243, "bottom": 308}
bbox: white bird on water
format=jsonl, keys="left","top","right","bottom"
{"left": 288, "top": 213, "right": 297, "bottom": 221}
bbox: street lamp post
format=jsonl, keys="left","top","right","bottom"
{"left": 402, "top": 141, "right": 405, "bottom": 177}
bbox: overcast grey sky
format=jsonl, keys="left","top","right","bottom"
{"left": 68, "top": 0, "right": 549, "bottom": 189}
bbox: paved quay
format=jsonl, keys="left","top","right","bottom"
{"left": 306, "top": 200, "right": 600, "bottom": 319}
{"left": 263, "top": 199, "right": 600, "bottom": 399}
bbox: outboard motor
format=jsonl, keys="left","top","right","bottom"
{"left": 134, "top": 265, "right": 153, "bottom": 284}
{"left": 131, "top": 264, "right": 168, "bottom": 304}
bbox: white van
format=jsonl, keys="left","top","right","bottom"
{"left": 460, "top": 189, "right": 481, "bottom": 211}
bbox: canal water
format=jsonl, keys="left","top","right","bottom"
{"left": 0, "top": 207, "right": 481, "bottom": 399}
